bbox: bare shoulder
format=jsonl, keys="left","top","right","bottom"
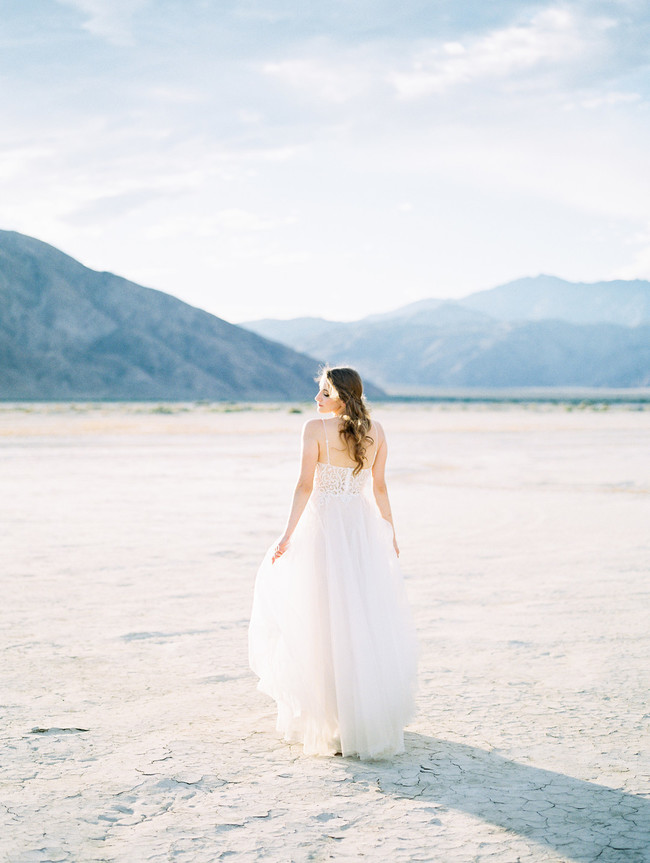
{"left": 302, "top": 418, "right": 322, "bottom": 437}
{"left": 371, "top": 419, "right": 386, "bottom": 443}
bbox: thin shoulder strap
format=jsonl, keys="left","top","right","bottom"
{"left": 321, "top": 418, "right": 330, "bottom": 464}
{"left": 371, "top": 424, "right": 379, "bottom": 467}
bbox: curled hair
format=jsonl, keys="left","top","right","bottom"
{"left": 319, "top": 366, "right": 373, "bottom": 476}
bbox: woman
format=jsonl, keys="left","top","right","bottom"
{"left": 248, "top": 366, "right": 417, "bottom": 759}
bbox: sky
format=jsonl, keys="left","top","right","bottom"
{"left": 2, "top": 0, "right": 650, "bottom": 322}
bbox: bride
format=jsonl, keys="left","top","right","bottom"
{"left": 248, "top": 366, "right": 418, "bottom": 759}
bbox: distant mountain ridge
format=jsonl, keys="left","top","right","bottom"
{"left": 0, "top": 230, "right": 337, "bottom": 401}
{"left": 458, "top": 275, "right": 650, "bottom": 326}
{"left": 243, "top": 276, "right": 650, "bottom": 389}
{"left": 340, "top": 275, "right": 650, "bottom": 327}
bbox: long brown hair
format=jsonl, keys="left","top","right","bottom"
{"left": 320, "top": 366, "right": 374, "bottom": 475}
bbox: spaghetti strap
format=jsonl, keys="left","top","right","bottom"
{"left": 370, "top": 424, "right": 379, "bottom": 468}
{"left": 321, "top": 418, "right": 330, "bottom": 464}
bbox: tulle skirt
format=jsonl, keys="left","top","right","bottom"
{"left": 248, "top": 490, "right": 418, "bottom": 759}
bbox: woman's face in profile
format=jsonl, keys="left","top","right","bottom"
{"left": 315, "top": 380, "right": 343, "bottom": 415}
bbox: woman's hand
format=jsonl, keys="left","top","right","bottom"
{"left": 393, "top": 535, "right": 400, "bottom": 557}
{"left": 272, "top": 535, "right": 291, "bottom": 564}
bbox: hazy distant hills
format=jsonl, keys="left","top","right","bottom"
{"left": 360, "top": 276, "right": 650, "bottom": 327}
{"left": 0, "top": 230, "right": 328, "bottom": 401}
{"left": 244, "top": 276, "right": 650, "bottom": 389}
{"left": 459, "top": 275, "right": 650, "bottom": 326}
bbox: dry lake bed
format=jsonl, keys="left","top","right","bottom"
{"left": 1, "top": 401, "right": 649, "bottom": 863}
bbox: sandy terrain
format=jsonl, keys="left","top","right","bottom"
{"left": 1, "top": 401, "right": 649, "bottom": 863}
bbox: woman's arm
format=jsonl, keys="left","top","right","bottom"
{"left": 272, "top": 420, "right": 319, "bottom": 563}
{"left": 371, "top": 422, "right": 400, "bottom": 557}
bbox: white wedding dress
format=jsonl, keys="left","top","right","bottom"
{"left": 248, "top": 420, "right": 418, "bottom": 760}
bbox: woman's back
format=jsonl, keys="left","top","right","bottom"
{"left": 316, "top": 416, "right": 382, "bottom": 470}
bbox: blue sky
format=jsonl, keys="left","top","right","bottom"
{"left": 1, "top": 0, "right": 649, "bottom": 321}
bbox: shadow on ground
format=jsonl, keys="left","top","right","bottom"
{"left": 342, "top": 733, "right": 650, "bottom": 863}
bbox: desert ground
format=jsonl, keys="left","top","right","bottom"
{"left": 1, "top": 401, "right": 649, "bottom": 863}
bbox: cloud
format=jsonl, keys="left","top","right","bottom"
{"left": 55, "top": 0, "right": 150, "bottom": 45}
{"left": 264, "top": 251, "right": 310, "bottom": 266}
{"left": 145, "top": 86, "right": 206, "bottom": 105}
{"left": 579, "top": 91, "right": 641, "bottom": 109}
{"left": 256, "top": 6, "right": 630, "bottom": 125}
{"left": 0, "top": 142, "right": 55, "bottom": 182}
{"left": 61, "top": 188, "right": 172, "bottom": 225}
{"left": 617, "top": 222, "right": 650, "bottom": 280}
{"left": 388, "top": 8, "right": 594, "bottom": 99}
{"left": 214, "top": 209, "right": 297, "bottom": 232}
{"left": 247, "top": 5, "right": 650, "bottom": 227}
{"left": 263, "top": 55, "right": 377, "bottom": 104}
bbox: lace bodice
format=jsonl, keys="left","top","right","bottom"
{"left": 314, "top": 462, "right": 372, "bottom": 497}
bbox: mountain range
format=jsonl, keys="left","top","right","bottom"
{"left": 2, "top": 228, "right": 648, "bottom": 398}
{"left": 243, "top": 276, "right": 650, "bottom": 389}
{"left": 0, "top": 230, "right": 334, "bottom": 401}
